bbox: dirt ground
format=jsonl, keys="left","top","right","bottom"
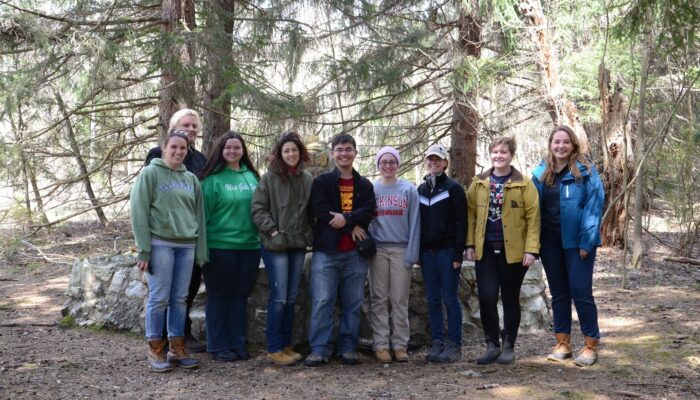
{"left": 0, "top": 220, "right": 698, "bottom": 400}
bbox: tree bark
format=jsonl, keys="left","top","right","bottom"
{"left": 158, "top": 0, "right": 197, "bottom": 141}
{"left": 518, "top": 0, "right": 589, "bottom": 155}
{"left": 55, "top": 92, "right": 109, "bottom": 227}
{"left": 201, "top": 0, "right": 235, "bottom": 154}
{"left": 449, "top": 6, "right": 480, "bottom": 187}
{"left": 598, "top": 62, "right": 635, "bottom": 247}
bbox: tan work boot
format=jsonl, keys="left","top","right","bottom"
{"left": 283, "top": 346, "right": 303, "bottom": 362}
{"left": 167, "top": 336, "right": 201, "bottom": 369}
{"left": 147, "top": 339, "right": 173, "bottom": 373}
{"left": 267, "top": 351, "right": 297, "bottom": 366}
{"left": 574, "top": 336, "right": 599, "bottom": 367}
{"left": 394, "top": 349, "right": 409, "bottom": 362}
{"left": 547, "top": 333, "right": 573, "bottom": 362}
{"left": 375, "top": 348, "right": 393, "bottom": 363}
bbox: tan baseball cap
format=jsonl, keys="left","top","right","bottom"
{"left": 425, "top": 144, "right": 448, "bottom": 160}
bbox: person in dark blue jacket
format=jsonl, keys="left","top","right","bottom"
{"left": 532, "top": 125, "right": 604, "bottom": 367}
{"left": 418, "top": 144, "right": 467, "bottom": 364}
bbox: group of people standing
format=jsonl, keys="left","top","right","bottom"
{"left": 130, "top": 108, "right": 604, "bottom": 373}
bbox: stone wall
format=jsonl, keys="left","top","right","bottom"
{"left": 64, "top": 253, "right": 551, "bottom": 348}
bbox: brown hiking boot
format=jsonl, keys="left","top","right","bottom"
{"left": 547, "top": 333, "right": 573, "bottom": 362}
{"left": 394, "top": 349, "right": 409, "bottom": 362}
{"left": 283, "top": 346, "right": 303, "bottom": 362}
{"left": 375, "top": 349, "right": 392, "bottom": 363}
{"left": 147, "top": 339, "right": 173, "bottom": 373}
{"left": 267, "top": 351, "right": 297, "bottom": 366}
{"left": 574, "top": 336, "right": 599, "bottom": 367}
{"left": 167, "top": 336, "right": 200, "bottom": 369}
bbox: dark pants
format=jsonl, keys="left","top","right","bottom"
{"left": 203, "top": 248, "right": 261, "bottom": 353}
{"left": 420, "top": 248, "right": 462, "bottom": 345}
{"left": 162, "top": 262, "right": 201, "bottom": 339}
{"left": 539, "top": 233, "right": 600, "bottom": 339}
{"left": 475, "top": 243, "right": 529, "bottom": 346}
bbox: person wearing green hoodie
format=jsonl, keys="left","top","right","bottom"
{"left": 131, "top": 130, "right": 206, "bottom": 372}
{"left": 200, "top": 131, "right": 261, "bottom": 362}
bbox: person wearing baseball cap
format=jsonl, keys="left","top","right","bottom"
{"left": 418, "top": 143, "right": 467, "bottom": 363}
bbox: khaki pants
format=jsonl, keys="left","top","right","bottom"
{"left": 368, "top": 246, "right": 413, "bottom": 350}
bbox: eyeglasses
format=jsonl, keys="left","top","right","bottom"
{"left": 379, "top": 160, "right": 398, "bottom": 166}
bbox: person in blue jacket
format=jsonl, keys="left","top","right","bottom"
{"left": 532, "top": 125, "right": 604, "bottom": 367}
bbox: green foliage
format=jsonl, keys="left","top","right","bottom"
{"left": 58, "top": 315, "right": 76, "bottom": 328}
{"left": 614, "top": 0, "right": 700, "bottom": 53}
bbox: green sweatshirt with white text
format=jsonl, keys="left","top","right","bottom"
{"left": 201, "top": 165, "right": 260, "bottom": 250}
{"left": 130, "top": 158, "right": 207, "bottom": 266}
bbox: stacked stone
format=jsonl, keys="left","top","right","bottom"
{"left": 63, "top": 254, "right": 550, "bottom": 347}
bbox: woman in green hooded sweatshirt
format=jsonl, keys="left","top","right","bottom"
{"left": 130, "top": 130, "right": 206, "bottom": 372}
{"left": 199, "top": 131, "right": 261, "bottom": 362}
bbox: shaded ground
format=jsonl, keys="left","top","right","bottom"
{"left": 0, "top": 221, "right": 698, "bottom": 399}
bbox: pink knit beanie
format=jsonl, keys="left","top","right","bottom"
{"left": 375, "top": 146, "right": 401, "bottom": 167}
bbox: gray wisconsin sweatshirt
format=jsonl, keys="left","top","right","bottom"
{"left": 369, "top": 178, "right": 421, "bottom": 268}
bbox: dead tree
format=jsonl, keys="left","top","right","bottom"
{"left": 598, "top": 63, "right": 635, "bottom": 247}
{"left": 518, "top": 0, "right": 590, "bottom": 155}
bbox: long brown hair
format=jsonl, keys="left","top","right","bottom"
{"left": 269, "top": 131, "right": 310, "bottom": 174}
{"left": 542, "top": 125, "right": 590, "bottom": 186}
{"left": 199, "top": 131, "right": 260, "bottom": 180}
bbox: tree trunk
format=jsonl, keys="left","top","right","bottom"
{"left": 518, "top": 0, "right": 589, "bottom": 155}
{"left": 449, "top": 6, "right": 480, "bottom": 187}
{"left": 598, "top": 62, "right": 635, "bottom": 247}
{"left": 201, "top": 0, "right": 235, "bottom": 154}
{"left": 158, "top": 0, "right": 197, "bottom": 141}
{"left": 55, "top": 92, "right": 109, "bottom": 227}
{"left": 632, "top": 32, "right": 652, "bottom": 269}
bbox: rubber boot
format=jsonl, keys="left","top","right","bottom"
{"left": 574, "top": 336, "right": 599, "bottom": 367}
{"left": 497, "top": 335, "right": 515, "bottom": 364}
{"left": 476, "top": 341, "right": 501, "bottom": 365}
{"left": 147, "top": 339, "right": 173, "bottom": 373}
{"left": 547, "top": 333, "right": 573, "bottom": 362}
{"left": 167, "top": 336, "right": 201, "bottom": 369}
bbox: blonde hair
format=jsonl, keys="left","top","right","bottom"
{"left": 542, "top": 125, "right": 590, "bottom": 186}
{"left": 489, "top": 136, "right": 517, "bottom": 155}
{"left": 168, "top": 108, "right": 201, "bottom": 133}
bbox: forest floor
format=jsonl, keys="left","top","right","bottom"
{"left": 0, "top": 219, "right": 698, "bottom": 400}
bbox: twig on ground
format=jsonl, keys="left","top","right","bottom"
{"left": 20, "top": 240, "right": 74, "bottom": 265}
{"left": 663, "top": 256, "right": 700, "bottom": 266}
{"left": 0, "top": 322, "right": 57, "bottom": 327}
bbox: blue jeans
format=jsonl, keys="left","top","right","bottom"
{"left": 308, "top": 250, "right": 368, "bottom": 358}
{"left": 420, "top": 248, "right": 462, "bottom": 345}
{"left": 145, "top": 245, "right": 195, "bottom": 339}
{"left": 261, "top": 247, "right": 306, "bottom": 353}
{"left": 202, "top": 248, "right": 261, "bottom": 353}
{"left": 540, "top": 234, "right": 600, "bottom": 339}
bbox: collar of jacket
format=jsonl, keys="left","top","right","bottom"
{"left": 268, "top": 159, "right": 307, "bottom": 176}
{"left": 532, "top": 160, "right": 590, "bottom": 182}
{"left": 332, "top": 166, "right": 361, "bottom": 181}
{"left": 476, "top": 166, "right": 524, "bottom": 183}
{"left": 422, "top": 172, "right": 448, "bottom": 185}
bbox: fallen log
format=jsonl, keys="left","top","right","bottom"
{"left": 663, "top": 256, "right": 700, "bottom": 266}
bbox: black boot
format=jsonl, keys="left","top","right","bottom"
{"left": 477, "top": 341, "right": 501, "bottom": 365}
{"left": 497, "top": 335, "right": 515, "bottom": 364}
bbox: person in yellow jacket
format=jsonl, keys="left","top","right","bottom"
{"left": 465, "top": 136, "right": 540, "bottom": 365}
